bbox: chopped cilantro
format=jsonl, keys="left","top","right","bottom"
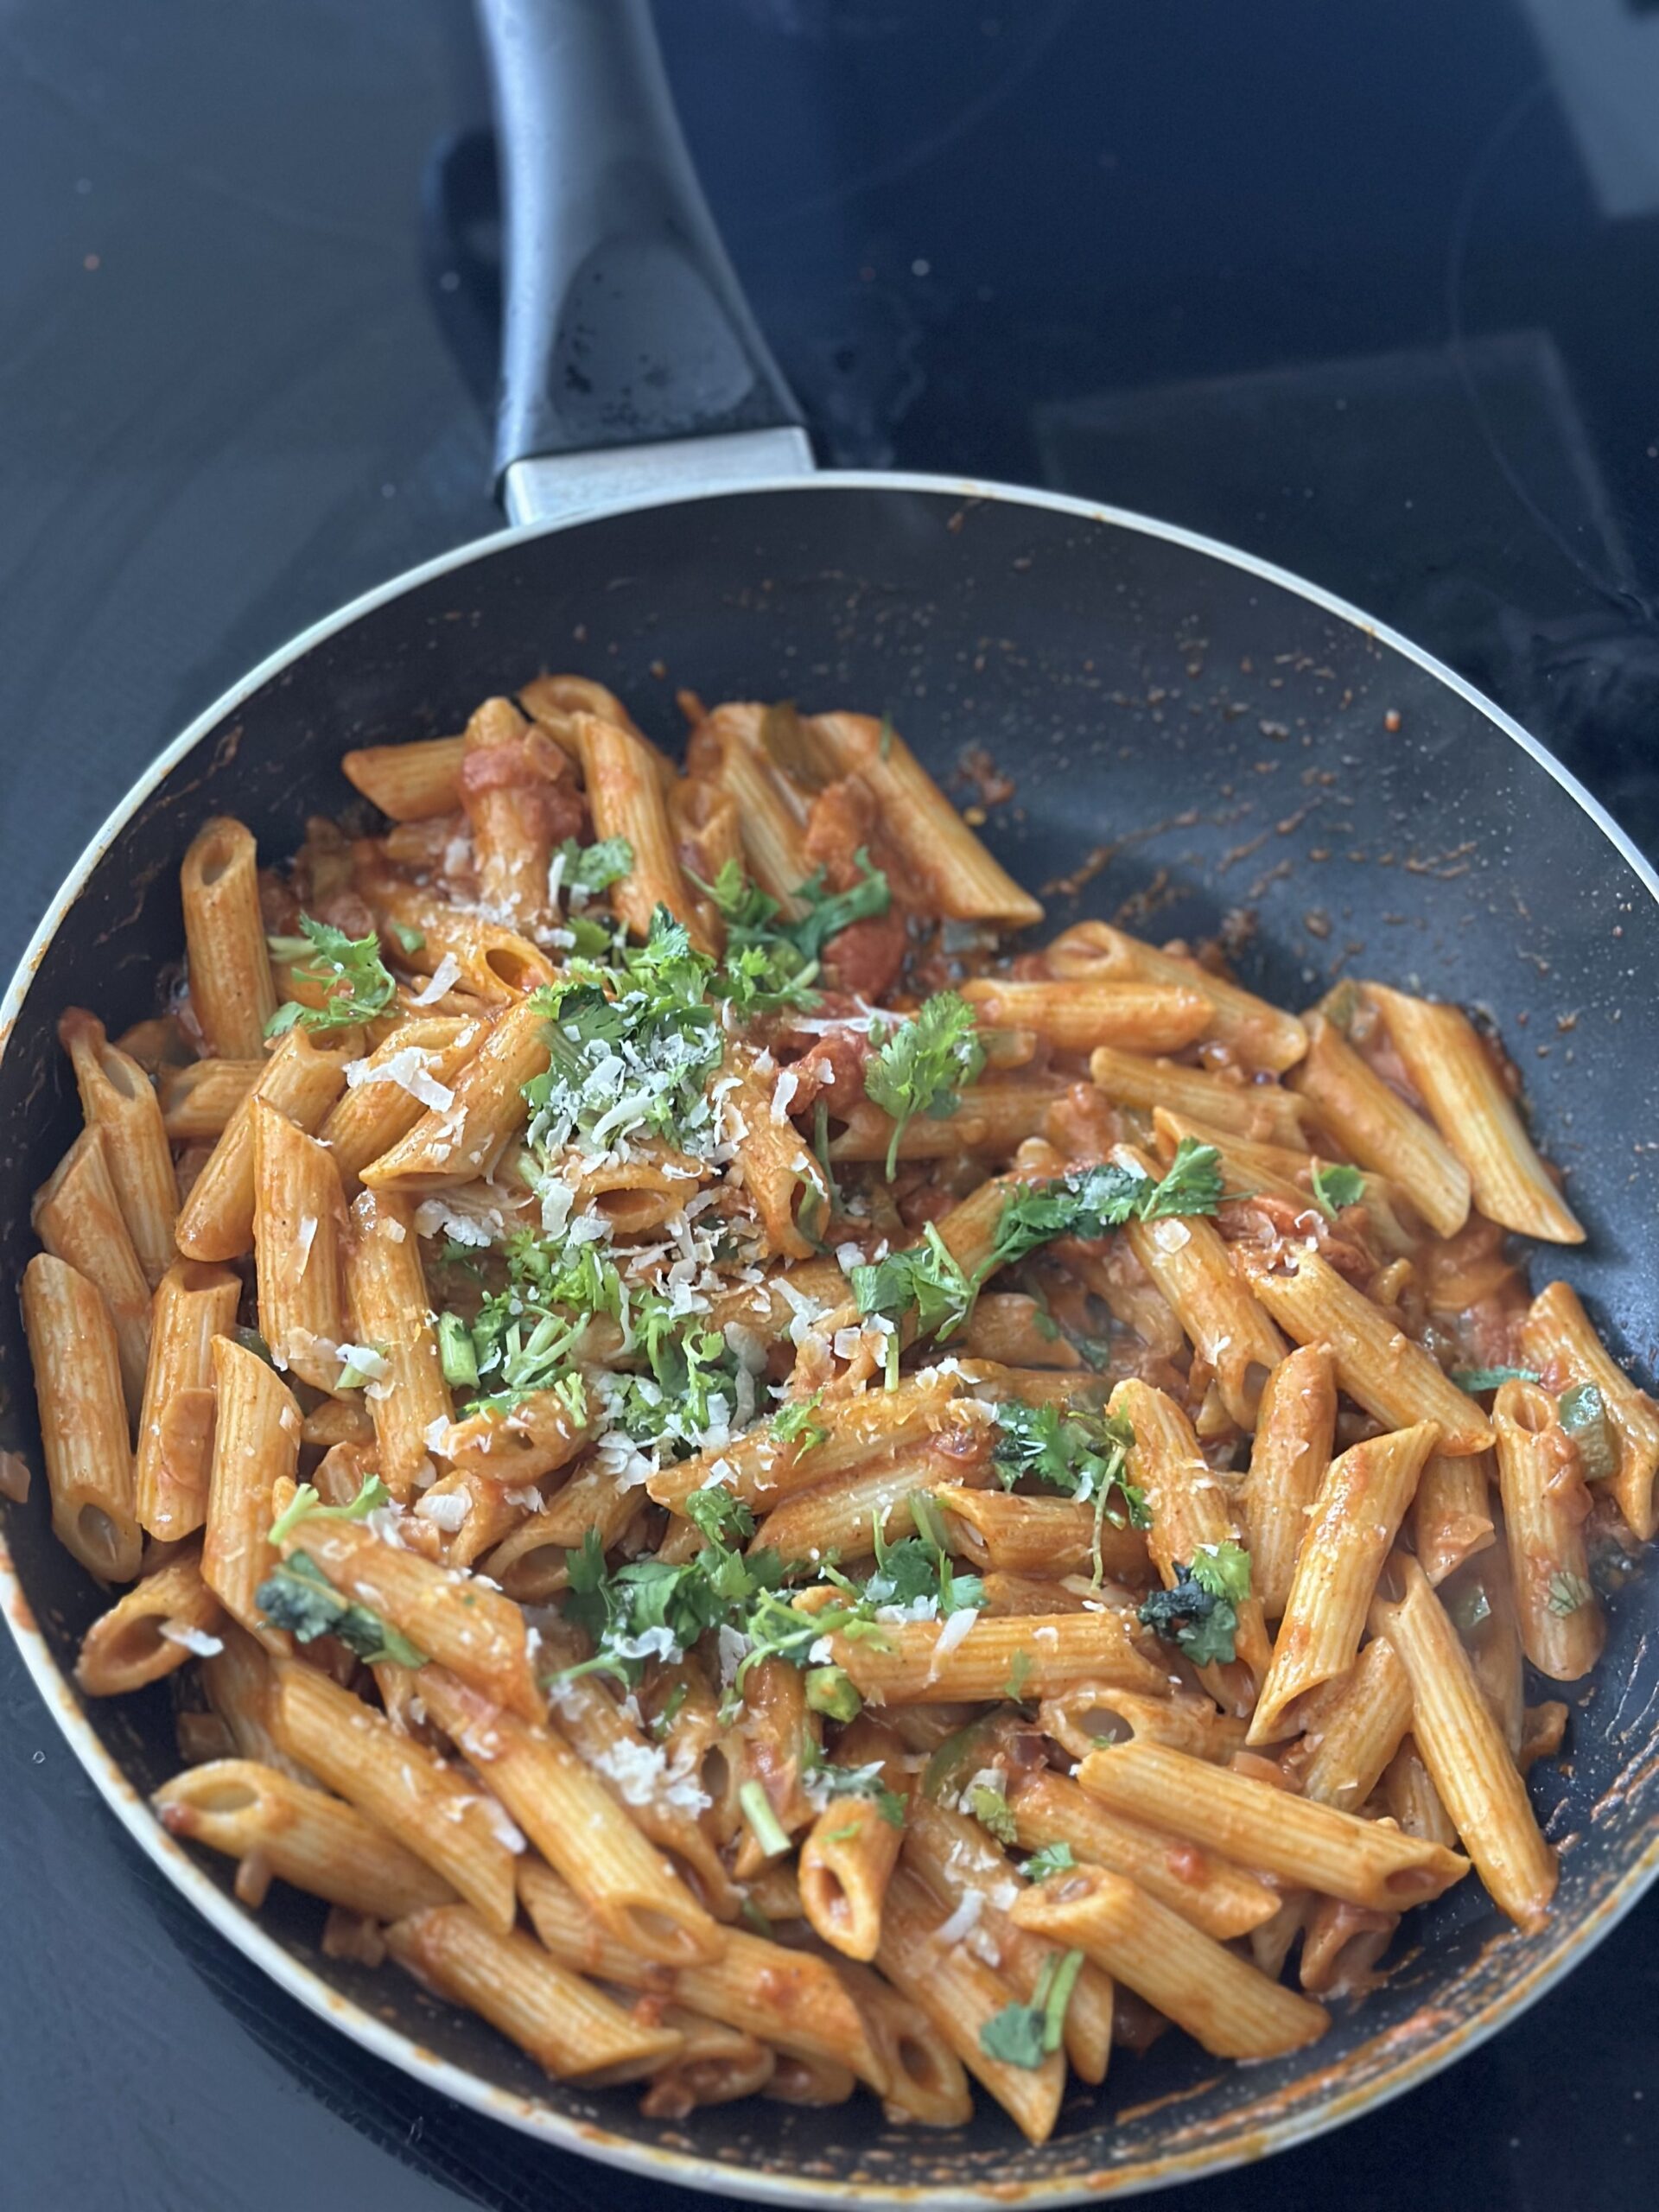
{"left": 773, "top": 1391, "right": 829, "bottom": 1452}
{"left": 850, "top": 1224, "right": 978, "bottom": 1384}
{"left": 1560, "top": 1382, "right": 1618, "bottom": 1483}
{"left": 967, "top": 1778, "right": 1018, "bottom": 1847}
{"left": 684, "top": 1484, "right": 757, "bottom": 1547}
{"left": 556, "top": 1522, "right": 786, "bottom": 1690}
{"left": 1450, "top": 1364, "right": 1541, "bottom": 1393}
{"left": 391, "top": 922, "right": 426, "bottom": 955}
{"left": 739, "top": 1779, "right": 792, "bottom": 1859}
{"left": 1137, "top": 1542, "right": 1253, "bottom": 1667}
{"left": 255, "top": 1553, "right": 426, "bottom": 1667}
{"left": 868, "top": 1494, "right": 985, "bottom": 1618}
{"left": 1001, "top": 1649, "right": 1033, "bottom": 1701}
{"left": 992, "top": 1399, "right": 1146, "bottom": 1585}
{"left": 524, "top": 908, "right": 724, "bottom": 1160}
{"left": 1310, "top": 1161, "right": 1365, "bottom": 1219}
{"left": 990, "top": 1138, "right": 1224, "bottom": 1270}
{"left": 268, "top": 1473, "right": 391, "bottom": 1547}
{"left": 557, "top": 835, "right": 633, "bottom": 897}
{"left": 863, "top": 991, "right": 987, "bottom": 1179}
{"left": 435, "top": 1309, "right": 480, "bottom": 1393}
{"left": 1546, "top": 1571, "right": 1593, "bottom": 1618}
{"left": 1022, "top": 1842, "right": 1076, "bottom": 1883}
{"left": 701, "top": 849, "right": 890, "bottom": 1014}
{"left": 1448, "top": 1580, "right": 1492, "bottom": 1634}
{"left": 803, "top": 1747, "right": 906, "bottom": 1827}
{"left": 978, "top": 1948, "right": 1084, "bottom": 2069}
{"left": 265, "top": 914, "right": 397, "bottom": 1037}
{"left": 804, "top": 1664, "right": 863, "bottom": 1722}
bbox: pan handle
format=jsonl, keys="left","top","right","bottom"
{"left": 474, "top": 0, "right": 814, "bottom": 523}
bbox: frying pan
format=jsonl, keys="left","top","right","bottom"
{"left": 3, "top": 0, "right": 1656, "bottom": 2202}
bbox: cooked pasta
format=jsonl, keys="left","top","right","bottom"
{"left": 12, "top": 676, "right": 1647, "bottom": 2145}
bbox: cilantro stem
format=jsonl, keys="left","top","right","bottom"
{"left": 738, "top": 1779, "right": 792, "bottom": 1859}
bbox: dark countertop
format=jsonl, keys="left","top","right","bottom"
{"left": 3, "top": 3, "right": 1656, "bottom": 2207}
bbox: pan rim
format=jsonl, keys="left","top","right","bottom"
{"left": 3, "top": 467, "right": 1657, "bottom": 2206}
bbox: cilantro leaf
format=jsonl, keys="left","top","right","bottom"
{"left": 791, "top": 849, "right": 892, "bottom": 965}
{"left": 866, "top": 1495, "right": 985, "bottom": 1619}
{"left": 1560, "top": 1382, "right": 1618, "bottom": 1483}
{"left": 992, "top": 1399, "right": 1146, "bottom": 1585}
{"left": 1137, "top": 1543, "right": 1253, "bottom": 1667}
{"left": 773, "top": 1391, "right": 828, "bottom": 1452}
{"left": 864, "top": 991, "right": 987, "bottom": 1179}
{"left": 967, "top": 1780, "right": 1019, "bottom": 1846}
{"left": 268, "top": 1472, "right": 391, "bottom": 1547}
{"left": 265, "top": 913, "right": 397, "bottom": 1037}
{"left": 1310, "top": 1161, "right": 1365, "bottom": 1219}
{"left": 255, "top": 1554, "right": 426, "bottom": 1667}
{"left": 1001, "top": 1648, "right": 1033, "bottom": 1700}
{"left": 1546, "top": 1571, "right": 1593, "bottom": 1618}
{"left": 977, "top": 1948, "right": 1084, "bottom": 2069}
{"left": 700, "top": 849, "right": 890, "bottom": 1014}
{"left": 804, "top": 1750, "right": 906, "bottom": 1827}
{"left": 1190, "top": 1539, "right": 1252, "bottom": 1606}
{"left": 524, "top": 907, "right": 723, "bottom": 1159}
{"left": 557, "top": 835, "right": 633, "bottom": 897}
{"left": 1022, "top": 1842, "right": 1076, "bottom": 1883}
{"left": 684, "top": 1484, "right": 757, "bottom": 1547}
{"left": 990, "top": 1139, "right": 1224, "bottom": 1269}
{"left": 850, "top": 1223, "right": 977, "bottom": 1382}
{"left": 804, "top": 1664, "right": 863, "bottom": 1722}
{"left": 1450, "top": 1364, "right": 1541, "bottom": 1393}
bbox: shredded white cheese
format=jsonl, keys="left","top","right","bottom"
{"left": 409, "top": 952, "right": 463, "bottom": 1007}
{"left": 936, "top": 1889, "right": 986, "bottom": 1946}
{"left": 926, "top": 1606, "right": 978, "bottom": 1681}
{"left": 159, "top": 1623, "right": 225, "bottom": 1658}
{"left": 770, "top": 1069, "right": 799, "bottom": 1123}
{"left": 415, "top": 1492, "right": 470, "bottom": 1532}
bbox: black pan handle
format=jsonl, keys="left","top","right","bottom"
{"left": 474, "top": 0, "right": 806, "bottom": 492}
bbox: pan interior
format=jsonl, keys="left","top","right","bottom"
{"left": 3, "top": 481, "right": 1656, "bottom": 2199}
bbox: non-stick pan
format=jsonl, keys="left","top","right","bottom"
{"left": 3, "top": 1, "right": 1656, "bottom": 2202}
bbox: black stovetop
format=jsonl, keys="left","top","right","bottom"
{"left": 3, "top": 3, "right": 1656, "bottom": 2207}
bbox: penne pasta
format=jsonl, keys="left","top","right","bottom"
{"left": 1077, "top": 1741, "right": 1468, "bottom": 1910}
{"left": 270, "top": 1659, "right": 518, "bottom": 1932}
{"left": 360, "top": 997, "right": 549, "bottom": 1192}
{"left": 76, "top": 1553, "right": 223, "bottom": 1695}
{"left": 156, "top": 1758, "right": 455, "bottom": 1918}
{"left": 251, "top": 1099, "right": 350, "bottom": 1393}
{"left": 1008, "top": 1768, "right": 1279, "bottom": 1941}
{"left": 386, "top": 1905, "right": 684, "bottom": 2080}
{"left": 1520, "top": 1279, "right": 1659, "bottom": 1541}
{"left": 1370, "top": 1556, "right": 1557, "bottom": 1929}
{"left": 175, "top": 1024, "right": 358, "bottom": 1262}
{"left": 416, "top": 1667, "right": 723, "bottom": 1966}
{"left": 1492, "top": 1379, "right": 1604, "bottom": 1681}
{"left": 60, "top": 1009, "right": 178, "bottom": 1286}
{"left": 959, "top": 978, "right": 1211, "bottom": 1057}
{"left": 1011, "top": 1864, "right": 1329, "bottom": 2059}
{"left": 1249, "top": 1420, "right": 1438, "bottom": 1742}
{"left": 1243, "top": 1342, "right": 1337, "bottom": 1618}
{"left": 1236, "top": 1247, "right": 1493, "bottom": 1454}
{"left": 200, "top": 1334, "right": 302, "bottom": 1638}
{"left": 1364, "top": 983, "right": 1583, "bottom": 1243}
{"left": 343, "top": 1189, "right": 451, "bottom": 1498}
{"left": 180, "top": 817, "right": 278, "bottom": 1056}
{"left": 19, "top": 670, "right": 1635, "bottom": 2141}
{"left": 341, "top": 732, "right": 466, "bottom": 820}
{"left": 1046, "top": 920, "right": 1305, "bottom": 1071}
{"left": 134, "top": 1261, "right": 242, "bottom": 1540}
{"left": 21, "top": 1252, "right": 141, "bottom": 1581}
{"left": 1289, "top": 1011, "right": 1471, "bottom": 1238}
{"left": 33, "top": 1126, "right": 153, "bottom": 1418}
{"left": 1090, "top": 1044, "right": 1307, "bottom": 1144}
